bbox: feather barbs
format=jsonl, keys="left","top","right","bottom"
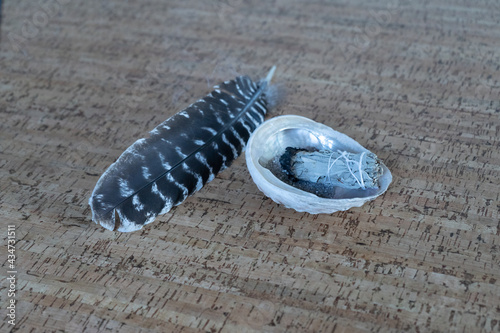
{"left": 89, "top": 67, "right": 276, "bottom": 232}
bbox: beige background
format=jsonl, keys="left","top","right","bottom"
{"left": 1, "top": 0, "right": 499, "bottom": 332}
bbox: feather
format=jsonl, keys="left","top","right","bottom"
{"left": 89, "top": 67, "right": 276, "bottom": 232}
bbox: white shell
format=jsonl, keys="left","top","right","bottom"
{"left": 245, "top": 115, "right": 392, "bottom": 214}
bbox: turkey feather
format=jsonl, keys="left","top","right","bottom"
{"left": 89, "top": 67, "right": 276, "bottom": 232}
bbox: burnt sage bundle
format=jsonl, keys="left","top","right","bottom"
{"left": 89, "top": 67, "right": 276, "bottom": 232}
{"left": 278, "top": 147, "right": 383, "bottom": 198}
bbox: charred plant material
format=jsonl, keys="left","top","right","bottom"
{"left": 280, "top": 147, "right": 383, "bottom": 190}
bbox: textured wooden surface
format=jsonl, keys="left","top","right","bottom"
{"left": 1, "top": 0, "right": 499, "bottom": 332}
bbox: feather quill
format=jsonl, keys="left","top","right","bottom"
{"left": 89, "top": 67, "right": 276, "bottom": 232}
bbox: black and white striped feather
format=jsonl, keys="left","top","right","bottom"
{"left": 89, "top": 67, "right": 275, "bottom": 232}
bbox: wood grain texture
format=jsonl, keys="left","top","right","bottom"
{"left": 1, "top": 0, "right": 499, "bottom": 332}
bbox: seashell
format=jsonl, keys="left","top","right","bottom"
{"left": 245, "top": 115, "right": 392, "bottom": 214}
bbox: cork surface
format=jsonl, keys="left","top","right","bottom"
{"left": 1, "top": 0, "right": 499, "bottom": 332}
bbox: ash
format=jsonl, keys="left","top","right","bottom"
{"left": 265, "top": 156, "right": 336, "bottom": 199}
